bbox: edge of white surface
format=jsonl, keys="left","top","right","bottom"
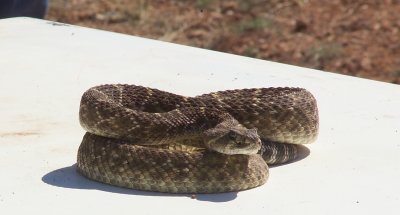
{"left": 2, "top": 17, "right": 397, "bottom": 92}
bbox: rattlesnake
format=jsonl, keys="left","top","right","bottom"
{"left": 77, "top": 84, "right": 319, "bottom": 193}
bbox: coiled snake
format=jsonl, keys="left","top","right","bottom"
{"left": 77, "top": 84, "right": 318, "bottom": 193}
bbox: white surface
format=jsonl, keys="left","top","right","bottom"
{"left": 0, "top": 17, "right": 399, "bottom": 214}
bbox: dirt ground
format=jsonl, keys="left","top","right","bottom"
{"left": 47, "top": 0, "right": 400, "bottom": 84}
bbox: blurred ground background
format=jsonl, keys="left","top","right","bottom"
{"left": 47, "top": 0, "right": 400, "bottom": 84}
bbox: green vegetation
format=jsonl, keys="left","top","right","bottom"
{"left": 307, "top": 42, "right": 342, "bottom": 61}
{"left": 244, "top": 47, "right": 259, "bottom": 58}
{"left": 195, "top": 0, "right": 216, "bottom": 9}
{"left": 235, "top": 17, "right": 272, "bottom": 33}
{"left": 391, "top": 69, "right": 400, "bottom": 77}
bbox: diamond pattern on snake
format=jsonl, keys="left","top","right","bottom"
{"left": 77, "top": 84, "right": 319, "bottom": 193}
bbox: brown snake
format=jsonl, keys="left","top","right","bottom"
{"left": 77, "top": 84, "right": 319, "bottom": 193}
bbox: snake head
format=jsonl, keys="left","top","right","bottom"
{"left": 203, "top": 119, "right": 261, "bottom": 155}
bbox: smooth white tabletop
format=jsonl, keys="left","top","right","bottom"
{"left": 1, "top": 17, "right": 399, "bottom": 214}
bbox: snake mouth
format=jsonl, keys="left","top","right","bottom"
{"left": 235, "top": 139, "right": 262, "bottom": 155}
{"left": 210, "top": 138, "right": 262, "bottom": 155}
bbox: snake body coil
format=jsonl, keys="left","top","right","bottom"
{"left": 77, "top": 84, "right": 319, "bottom": 193}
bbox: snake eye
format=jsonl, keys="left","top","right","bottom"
{"left": 228, "top": 131, "right": 237, "bottom": 140}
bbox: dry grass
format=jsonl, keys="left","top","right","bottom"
{"left": 47, "top": 0, "right": 400, "bottom": 84}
